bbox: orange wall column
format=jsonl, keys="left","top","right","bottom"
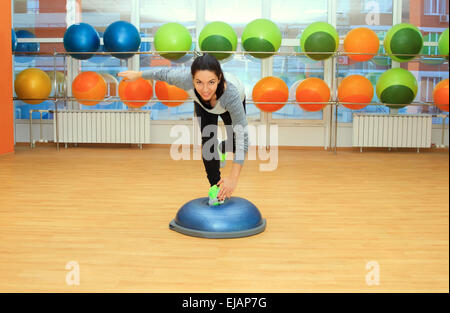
{"left": 0, "top": 0, "right": 14, "bottom": 155}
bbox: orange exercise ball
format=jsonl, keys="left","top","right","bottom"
{"left": 433, "top": 78, "right": 449, "bottom": 112}
{"left": 252, "top": 76, "right": 289, "bottom": 113}
{"left": 119, "top": 78, "right": 153, "bottom": 108}
{"left": 295, "top": 77, "right": 330, "bottom": 112}
{"left": 338, "top": 75, "right": 374, "bottom": 110}
{"left": 14, "top": 68, "right": 52, "bottom": 104}
{"left": 344, "top": 27, "right": 379, "bottom": 62}
{"left": 72, "top": 71, "right": 107, "bottom": 106}
{"left": 155, "top": 81, "right": 189, "bottom": 107}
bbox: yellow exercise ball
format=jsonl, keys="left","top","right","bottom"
{"left": 14, "top": 68, "right": 52, "bottom": 104}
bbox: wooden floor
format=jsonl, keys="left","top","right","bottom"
{"left": 0, "top": 145, "right": 448, "bottom": 292}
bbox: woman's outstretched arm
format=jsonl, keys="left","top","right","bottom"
{"left": 118, "top": 68, "right": 193, "bottom": 91}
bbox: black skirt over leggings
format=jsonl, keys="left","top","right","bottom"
{"left": 194, "top": 99, "right": 246, "bottom": 187}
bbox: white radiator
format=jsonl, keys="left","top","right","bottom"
{"left": 353, "top": 114, "right": 432, "bottom": 150}
{"left": 54, "top": 110, "right": 151, "bottom": 144}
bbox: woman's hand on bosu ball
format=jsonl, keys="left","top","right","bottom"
{"left": 217, "top": 176, "right": 238, "bottom": 201}
{"left": 117, "top": 70, "right": 142, "bottom": 81}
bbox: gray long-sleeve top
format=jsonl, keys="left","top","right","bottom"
{"left": 142, "top": 68, "right": 248, "bottom": 165}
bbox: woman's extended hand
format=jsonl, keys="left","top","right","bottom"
{"left": 117, "top": 70, "right": 142, "bottom": 81}
{"left": 217, "top": 176, "right": 238, "bottom": 201}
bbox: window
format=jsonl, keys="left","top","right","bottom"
{"left": 272, "top": 0, "right": 328, "bottom": 39}
{"left": 337, "top": 0, "right": 393, "bottom": 36}
{"left": 336, "top": 0, "right": 393, "bottom": 123}
{"left": 271, "top": 48, "right": 324, "bottom": 120}
{"left": 204, "top": 0, "right": 262, "bottom": 121}
{"left": 12, "top": 0, "right": 449, "bottom": 125}
{"left": 205, "top": 0, "right": 261, "bottom": 37}
{"left": 221, "top": 55, "right": 262, "bottom": 121}
{"left": 76, "top": 0, "right": 131, "bottom": 111}
{"left": 270, "top": 0, "right": 327, "bottom": 120}
{"left": 13, "top": 0, "right": 67, "bottom": 120}
{"left": 401, "top": 0, "right": 449, "bottom": 124}
{"left": 421, "top": 76, "right": 441, "bottom": 102}
{"left": 139, "top": 0, "right": 196, "bottom": 120}
{"left": 361, "top": 0, "right": 393, "bottom": 14}
{"left": 27, "top": 0, "right": 39, "bottom": 13}
{"left": 424, "top": 0, "right": 447, "bottom": 16}
{"left": 139, "top": 56, "right": 195, "bottom": 121}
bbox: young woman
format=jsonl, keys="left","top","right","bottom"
{"left": 118, "top": 54, "right": 248, "bottom": 205}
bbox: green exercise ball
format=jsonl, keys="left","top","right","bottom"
{"left": 300, "top": 22, "right": 339, "bottom": 61}
{"left": 199, "top": 21, "right": 237, "bottom": 60}
{"left": 438, "top": 28, "right": 449, "bottom": 60}
{"left": 294, "top": 35, "right": 319, "bottom": 64}
{"left": 154, "top": 23, "right": 192, "bottom": 60}
{"left": 376, "top": 68, "right": 418, "bottom": 109}
{"left": 384, "top": 23, "right": 423, "bottom": 62}
{"left": 242, "top": 18, "right": 282, "bottom": 59}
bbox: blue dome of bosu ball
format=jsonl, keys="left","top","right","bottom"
{"left": 169, "top": 197, "right": 266, "bottom": 239}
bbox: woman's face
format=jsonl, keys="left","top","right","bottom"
{"left": 193, "top": 70, "right": 220, "bottom": 101}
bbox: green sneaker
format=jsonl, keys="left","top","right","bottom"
{"left": 208, "top": 184, "right": 224, "bottom": 206}
{"left": 218, "top": 139, "right": 226, "bottom": 168}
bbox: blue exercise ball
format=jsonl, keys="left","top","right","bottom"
{"left": 170, "top": 197, "right": 266, "bottom": 239}
{"left": 14, "top": 30, "right": 40, "bottom": 63}
{"left": 64, "top": 23, "right": 100, "bottom": 60}
{"left": 103, "top": 21, "right": 141, "bottom": 59}
{"left": 15, "top": 30, "right": 40, "bottom": 53}
{"left": 12, "top": 29, "right": 17, "bottom": 52}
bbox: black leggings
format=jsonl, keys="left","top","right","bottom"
{"left": 194, "top": 99, "right": 246, "bottom": 187}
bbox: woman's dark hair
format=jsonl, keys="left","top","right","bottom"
{"left": 191, "top": 53, "right": 226, "bottom": 101}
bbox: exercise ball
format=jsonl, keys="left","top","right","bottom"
{"left": 252, "top": 76, "right": 289, "bottom": 112}
{"left": 433, "top": 79, "right": 449, "bottom": 112}
{"left": 15, "top": 30, "right": 40, "bottom": 63}
{"left": 12, "top": 29, "right": 17, "bottom": 52}
{"left": 344, "top": 27, "right": 379, "bottom": 62}
{"left": 15, "top": 30, "right": 40, "bottom": 53}
{"left": 63, "top": 23, "right": 100, "bottom": 60}
{"left": 72, "top": 71, "right": 107, "bottom": 106}
{"left": 155, "top": 81, "right": 189, "bottom": 107}
{"left": 169, "top": 197, "right": 266, "bottom": 239}
{"left": 169, "top": 42, "right": 196, "bottom": 64}
{"left": 154, "top": 23, "right": 192, "bottom": 60}
{"left": 300, "top": 22, "right": 339, "bottom": 61}
{"left": 104, "top": 21, "right": 141, "bottom": 59}
{"left": 294, "top": 42, "right": 318, "bottom": 64}
{"left": 384, "top": 23, "right": 423, "bottom": 62}
{"left": 338, "top": 75, "right": 374, "bottom": 110}
{"left": 438, "top": 28, "right": 449, "bottom": 60}
{"left": 14, "top": 68, "right": 52, "bottom": 105}
{"left": 242, "top": 18, "right": 282, "bottom": 59}
{"left": 119, "top": 78, "right": 153, "bottom": 108}
{"left": 295, "top": 77, "right": 330, "bottom": 112}
{"left": 376, "top": 68, "right": 418, "bottom": 109}
{"left": 199, "top": 21, "right": 237, "bottom": 61}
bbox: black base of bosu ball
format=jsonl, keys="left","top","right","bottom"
{"left": 169, "top": 197, "right": 266, "bottom": 239}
